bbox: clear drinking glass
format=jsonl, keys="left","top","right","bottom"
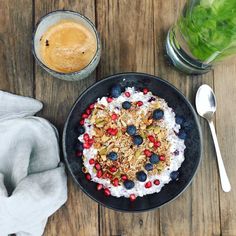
{"left": 166, "top": 0, "right": 236, "bottom": 74}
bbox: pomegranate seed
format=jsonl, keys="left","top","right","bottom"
{"left": 121, "top": 174, "right": 128, "bottom": 181}
{"left": 148, "top": 135, "right": 155, "bottom": 143}
{"left": 86, "top": 109, "right": 91, "bottom": 115}
{"left": 130, "top": 194, "right": 136, "bottom": 202}
{"left": 137, "top": 101, "right": 143, "bottom": 107}
{"left": 89, "top": 159, "right": 95, "bottom": 165}
{"left": 159, "top": 155, "right": 165, "bottom": 161}
{"left": 144, "top": 149, "right": 152, "bottom": 157}
{"left": 97, "top": 183, "right": 103, "bottom": 191}
{"left": 76, "top": 151, "right": 83, "bottom": 157}
{"left": 83, "top": 142, "right": 90, "bottom": 149}
{"left": 96, "top": 170, "right": 103, "bottom": 178}
{"left": 107, "top": 97, "right": 113, "bottom": 103}
{"left": 145, "top": 181, "right": 152, "bottom": 188}
{"left": 83, "top": 133, "right": 89, "bottom": 141}
{"left": 112, "top": 178, "right": 119, "bottom": 186}
{"left": 80, "top": 119, "right": 85, "bottom": 125}
{"left": 95, "top": 163, "right": 101, "bottom": 170}
{"left": 85, "top": 173, "right": 91, "bottom": 181}
{"left": 82, "top": 113, "right": 89, "bottom": 119}
{"left": 105, "top": 172, "right": 112, "bottom": 179}
{"left": 143, "top": 88, "right": 148, "bottom": 94}
{"left": 111, "top": 113, "right": 118, "bottom": 120}
{"left": 125, "top": 91, "right": 131, "bottom": 97}
{"left": 88, "top": 138, "right": 94, "bottom": 145}
{"left": 154, "top": 141, "right": 161, "bottom": 148}
{"left": 104, "top": 188, "right": 111, "bottom": 196}
{"left": 107, "top": 128, "right": 118, "bottom": 136}
{"left": 89, "top": 103, "right": 95, "bottom": 109}
{"left": 109, "top": 166, "right": 117, "bottom": 173}
{"left": 154, "top": 179, "right": 160, "bottom": 185}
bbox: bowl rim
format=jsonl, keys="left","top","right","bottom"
{"left": 62, "top": 72, "right": 203, "bottom": 212}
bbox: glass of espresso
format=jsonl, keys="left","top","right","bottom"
{"left": 33, "top": 10, "right": 101, "bottom": 81}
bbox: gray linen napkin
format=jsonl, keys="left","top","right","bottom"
{"left": 0, "top": 91, "right": 67, "bottom": 236}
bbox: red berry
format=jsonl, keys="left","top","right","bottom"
{"left": 107, "top": 128, "right": 118, "bottom": 136}
{"left": 148, "top": 135, "right": 155, "bottom": 143}
{"left": 130, "top": 194, "right": 136, "bottom": 202}
{"left": 88, "top": 138, "right": 94, "bottom": 145}
{"left": 121, "top": 174, "right": 128, "bottom": 181}
{"left": 125, "top": 91, "right": 131, "bottom": 97}
{"left": 159, "top": 155, "right": 165, "bottom": 161}
{"left": 145, "top": 181, "right": 152, "bottom": 188}
{"left": 96, "top": 170, "right": 103, "bottom": 178}
{"left": 82, "top": 113, "right": 89, "bottom": 119}
{"left": 89, "top": 103, "right": 95, "bottom": 109}
{"left": 105, "top": 172, "right": 112, "bottom": 179}
{"left": 95, "top": 163, "right": 101, "bottom": 170}
{"left": 107, "top": 97, "right": 113, "bottom": 103}
{"left": 144, "top": 149, "right": 152, "bottom": 157}
{"left": 97, "top": 183, "right": 103, "bottom": 191}
{"left": 154, "top": 179, "right": 160, "bottom": 185}
{"left": 104, "top": 188, "right": 111, "bottom": 196}
{"left": 154, "top": 141, "right": 161, "bottom": 148}
{"left": 86, "top": 109, "right": 91, "bottom": 115}
{"left": 76, "top": 151, "right": 83, "bottom": 157}
{"left": 85, "top": 173, "right": 91, "bottom": 181}
{"left": 137, "top": 101, "right": 143, "bottom": 107}
{"left": 112, "top": 178, "right": 119, "bottom": 186}
{"left": 83, "top": 142, "right": 90, "bottom": 149}
{"left": 143, "top": 88, "right": 148, "bottom": 94}
{"left": 83, "top": 133, "right": 89, "bottom": 141}
{"left": 80, "top": 119, "right": 85, "bottom": 125}
{"left": 111, "top": 113, "right": 118, "bottom": 120}
{"left": 89, "top": 159, "right": 95, "bottom": 165}
{"left": 109, "top": 166, "right": 117, "bottom": 173}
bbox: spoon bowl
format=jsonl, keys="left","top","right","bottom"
{"left": 196, "top": 84, "right": 216, "bottom": 121}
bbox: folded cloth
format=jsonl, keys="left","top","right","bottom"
{"left": 0, "top": 91, "right": 68, "bottom": 236}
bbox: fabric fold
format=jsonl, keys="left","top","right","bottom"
{"left": 0, "top": 91, "right": 67, "bottom": 236}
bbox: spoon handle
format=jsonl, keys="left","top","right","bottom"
{"left": 208, "top": 121, "right": 231, "bottom": 192}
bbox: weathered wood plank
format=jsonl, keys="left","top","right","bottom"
{"left": 214, "top": 60, "right": 236, "bottom": 236}
{"left": 34, "top": 1, "right": 99, "bottom": 235}
{"left": 96, "top": 1, "right": 160, "bottom": 235}
{"left": 0, "top": 0, "right": 33, "bottom": 96}
{"left": 154, "top": 1, "right": 221, "bottom": 236}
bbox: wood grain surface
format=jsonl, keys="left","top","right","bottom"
{"left": 0, "top": 0, "right": 235, "bottom": 235}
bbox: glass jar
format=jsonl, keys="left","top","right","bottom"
{"left": 166, "top": 0, "right": 236, "bottom": 74}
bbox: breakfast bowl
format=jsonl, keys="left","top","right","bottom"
{"left": 63, "top": 72, "right": 202, "bottom": 212}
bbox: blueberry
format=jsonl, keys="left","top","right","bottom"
{"left": 136, "top": 171, "right": 147, "bottom": 182}
{"left": 170, "top": 171, "right": 179, "bottom": 180}
{"left": 144, "top": 163, "right": 153, "bottom": 171}
{"left": 126, "top": 125, "right": 136, "bottom": 136}
{"left": 122, "top": 101, "right": 132, "bottom": 110}
{"left": 77, "top": 126, "right": 85, "bottom": 135}
{"left": 150, "top": 153, "right": 159, "bottom": 164}
{"left": 111, "top": 84, "right": 122, "bottom": 98}
{"left": 175, "top": 116, "right": 184, "bottom": 125}
{"left": 107, "top": 151, "right": 118, "bottom": 161}
{"left": 148, "top": 97, "right": 156, "bottom": 103}
{"left": 183, "top": 120, "right": 193, "bottom": 130}
{"left": 124, "top": 180, "right": 135, "bottom": 190}
{"left": 132, "top": 135, "right": 143, "bottom": 146}
{"left": 178, "top": 130, "right": 187, "bottom": 140}
{"left": 153, "top": 109, "right": 164, "bottom": 120}
{"left": 75, "top": 141, "right": 83, "bottom": 151}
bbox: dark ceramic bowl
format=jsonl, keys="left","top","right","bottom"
{"left": 63, "top": 72, "right": 202, "bottom": 212}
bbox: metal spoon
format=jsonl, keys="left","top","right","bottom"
{"left": 196, "top": 84, "right": 231, "bottom": 192}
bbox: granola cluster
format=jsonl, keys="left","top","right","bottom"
{"left": 83, "top": 97, "right": 170, "bottom": 181}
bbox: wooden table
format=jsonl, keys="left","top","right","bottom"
{"left": 1, "top": 0, "right": 236, "bottom": 235}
